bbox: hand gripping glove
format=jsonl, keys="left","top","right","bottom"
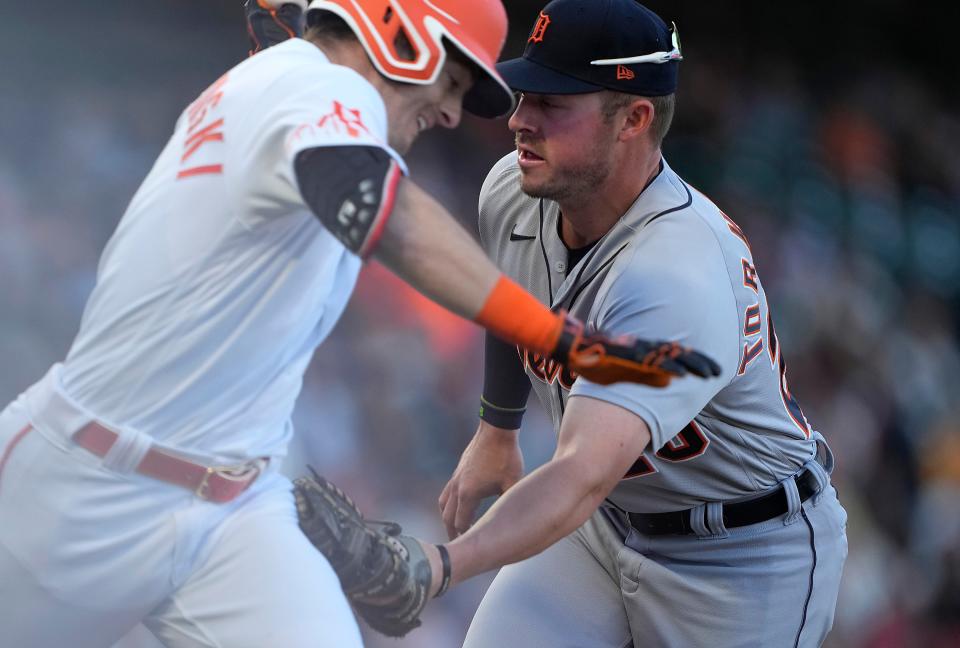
{"left": 293, "top": 468, "right": 432, "bottom": 637}
{"left": 552, "top": 314, "right": 722, "bottom": 386}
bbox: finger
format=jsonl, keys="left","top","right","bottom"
{"left": 608, "top": 340, "right": 686, "bottom": 377}
{"left": 646, "top": 342, "right": 711, "bottom": 377}
{"left": 678, "top": 351, "right": 722, "bottom": 378}
{"left": 443, "top": 511, "right": 458, "bottom": 540}
{"left": 438, "top": 480, "right": 452, "bottom": 513}
{"left": 454, "top": 491, "right": 479, "bottom": 536}
{"left": 441, "top": 486, "right": 459, "bottom": 540}
{"left": 648, "top": 354, "right": 688, "bottom": 377}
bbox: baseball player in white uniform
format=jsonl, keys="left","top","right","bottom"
{"left": 431, "top": 1, "right": 850, "bottom": 646}
{"left": 0, "top": 1, "right": 722, "bottom": 646}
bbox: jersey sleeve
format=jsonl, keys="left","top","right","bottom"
{"left": 236, "top": 66, "right": 408, "bottom": 230}
{"left": 569, "top": 218, "right": 741, "bottom": 452}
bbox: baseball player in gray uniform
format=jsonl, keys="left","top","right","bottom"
{"left": 437, "top": 1, "right": 849, "bottom": 646}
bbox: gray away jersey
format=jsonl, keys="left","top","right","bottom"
{"left": 479, "top": 154, "right": 824, "bottom": 512}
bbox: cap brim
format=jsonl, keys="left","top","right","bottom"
{"left": 496, "top": 56, "right": 604, "bottom": 95}
{"left": 447, "top": 33, "right": 516, "bottom": 119}
{"left": 463, "top": 73, "right": 516, "bottom": 119}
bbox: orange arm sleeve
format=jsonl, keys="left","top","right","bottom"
{"left": 474, "top": 276, "right": 563, "bottom": 357}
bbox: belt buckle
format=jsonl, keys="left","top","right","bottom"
{"left": 194, "top": 461, "right": 263, "bottom": 501}
{"left": 195, "top": 466, "right": 218, "bottom": 500}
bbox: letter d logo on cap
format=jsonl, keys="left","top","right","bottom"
{"left": 528, "top": 11, "right": 551, "bottom": 43}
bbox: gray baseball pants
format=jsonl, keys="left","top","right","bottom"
{"left": 464, "top": 459, "right": 847, "bottom": 648}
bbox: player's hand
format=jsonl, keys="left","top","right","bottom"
{"left": 245, "top": 0, "right": 305, "bottom": 56}
{"left": 439, "top": 422, "right": 524, "bottom": 540}
{"left": 551, "top": 313, "right": 722, "bottom": 387}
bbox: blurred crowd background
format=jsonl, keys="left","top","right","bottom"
{"left": 2, "top": 1, "right": 958, "bottom": 646}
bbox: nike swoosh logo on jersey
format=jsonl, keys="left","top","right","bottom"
{"left": 509, "top": 224, "right": 536, "bottom": 241}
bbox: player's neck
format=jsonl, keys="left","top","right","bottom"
{"left": 558, "top": 151, "right": 663, "bottom": 248}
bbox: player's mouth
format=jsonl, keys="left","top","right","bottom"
{"left": 517, "top": 145, "right": 545, "bottom": 168}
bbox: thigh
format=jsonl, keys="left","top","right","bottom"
{"left": 145, "top": 473, "right": 363, "bottom": 648}
{"left": 464, "top": 529, "right": 631, "bottom": 648}
{"left": 0, "top": 401, "right": 173, "bottom": 648}
{"left": 794, "top": 487, "right": 848, "bottom": 648}
{"left": 0, "top": 534, "right": 150, "bottom": 648}
{"left": 623, "top": 488, "right": 848, "bottom": 648}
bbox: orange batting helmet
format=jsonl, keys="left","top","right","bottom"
{"left": 306, "top": 0, "right": 515, "bottom": 118}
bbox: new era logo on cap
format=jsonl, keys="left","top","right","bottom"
{"left": 616, "top": 65, "right": 635, "bottom": 80}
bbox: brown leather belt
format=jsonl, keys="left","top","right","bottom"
{"left": 73, "top": 423, "right": 264, "bottom": 503}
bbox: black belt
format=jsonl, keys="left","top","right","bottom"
{"left": 628, "top": 467, "right": 821, "bottom": 536}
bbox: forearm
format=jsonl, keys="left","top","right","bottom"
{"left": 480, "top": 331, "right": 532, "bottom": 429}
{"left": 436, "top": 397, "right": 652, "bottom": 591}
{"left": 445, "top": 453, "right": 607, "bottom": 583}
{"left": 374, "top": 180, "right": 562, "bottom": 355}
{"left": 375, "top": 180, "right": 500, "bottom": 320}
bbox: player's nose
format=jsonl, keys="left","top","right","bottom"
{"left": 438, "top": 95, "right": 463, "bottom": 129}
{"left": 507, "top": 97, "right": 533, "bottom": 134}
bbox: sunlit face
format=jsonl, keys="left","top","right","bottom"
{"left": 381, "top": 56, "right": 474, "bottom": 154}
{"left": 509, "top": 92, "right": 620, "bottom": 204}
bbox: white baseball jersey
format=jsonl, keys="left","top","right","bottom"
{"left": 60, "top": 38, "right": 407, "bottom": 462}
{"left": 479, "top": 153, "right": 823, "bottom": 512}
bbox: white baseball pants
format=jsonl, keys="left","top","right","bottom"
{"left": 0, "top": 368, "right": 363, "bottom": 648}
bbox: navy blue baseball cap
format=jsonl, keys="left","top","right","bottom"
{"left": 497, "top": 0, "right": 682, "bottom": 97}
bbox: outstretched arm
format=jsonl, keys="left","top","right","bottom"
{"left": 293, "top": 145, "right": 720, "bottom": 386}
{"left": 292, "top": 396, "right": 653, "bottom": 635}
{"left": 377, "top": 178, "right": 721, "bottom": 384}
{"left": 434, "top": 395, "right": 650, "bottom": 590}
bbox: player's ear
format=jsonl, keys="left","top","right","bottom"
{"left": 617, "top": 98, "right": 655, "bottom": 143}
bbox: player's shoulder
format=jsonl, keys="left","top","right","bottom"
{"left": 230, "top": 38, "right": 397, "bottom": 161}
{"left": 628, "top": 164, "right": 717, "bottom": 248}
{"left": 639, "top": 163, "right": 743, "bottom": 257}
{"left": 608, "top": 164, "right": 733, "bottom": 291}
{"left": 238, "top": 39, "right": 384, "bottom": 111}
{"left": 684, "top": 181, "right": 733, "bottom": 233}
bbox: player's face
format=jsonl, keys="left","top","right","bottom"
{"left": 509, "top": 92, "right": 619, "bottom": 203}
{"left": 381, "top": 57, "right": 474, "bottom": 154}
